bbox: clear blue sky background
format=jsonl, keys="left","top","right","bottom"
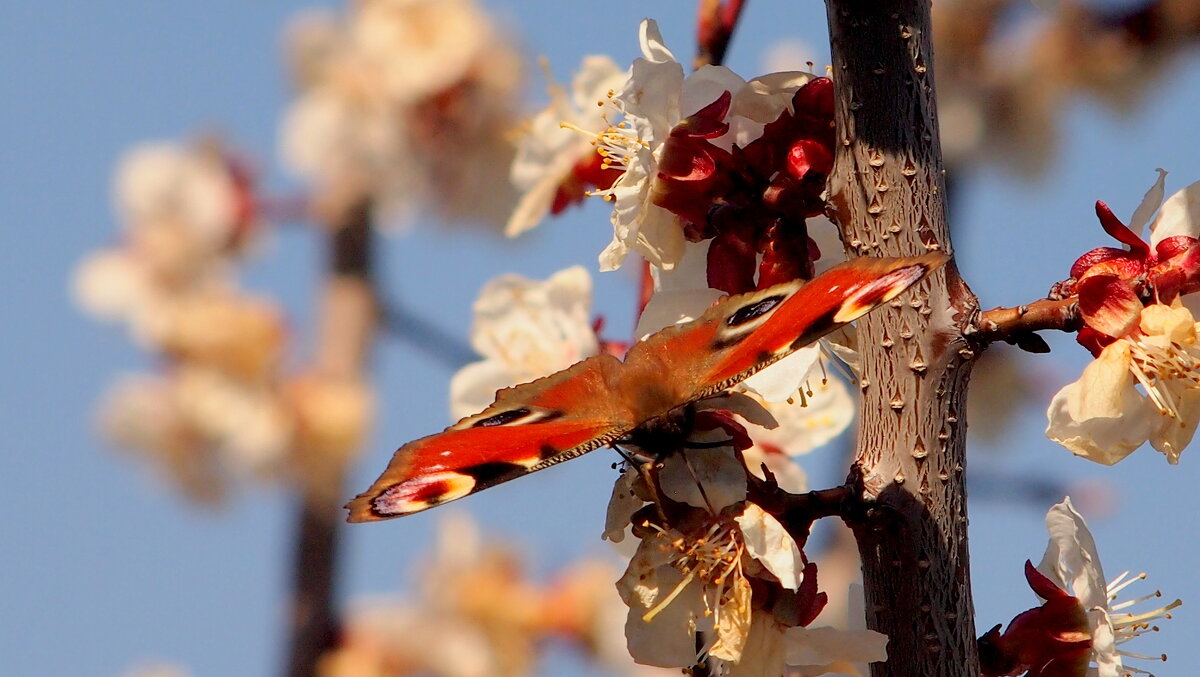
{"left": 3, "top": 2, "right": 1199, "bottom": 676}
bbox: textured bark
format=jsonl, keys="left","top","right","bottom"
{"left": 822, "top": 2, "right": 981, "bottom": 676}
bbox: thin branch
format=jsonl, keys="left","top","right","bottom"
{"left": 973, "top": 297, "right": 1080, "bottom": 348}
{"left": 694, "top": 0, "right": 748, "bottom": 69}
{"left": 744, "top": 461, "right": 854, "bottom": 547}
{"left": 381, "top": 301, "right": 477, "bottom": 369}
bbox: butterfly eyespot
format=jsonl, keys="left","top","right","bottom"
{"left": 371, "top": 472, "right": 477, "bottom": 516}
{"left": 726, "top": 295, "right": 786, "bottom": 327}
{"left": 473, "top": 408, "right": 532, "bottom": 427}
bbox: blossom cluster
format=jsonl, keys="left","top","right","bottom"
{"left": 74, "top": 140, "right": 371, "bottom": 502}
{"left": 319, "top": 515, "right": 677, "bottom": 677}
{"left": 510, "top": 20, "right": 835, "bottom": 294}
{"left": 1047, "top": 172, "right": 1200, "bottom": 465}
{"left": 279, "top": 0, "right": 523, "bottom": 230}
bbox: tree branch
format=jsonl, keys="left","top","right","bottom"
{"left": 284, "top": 198, "right": 377, "bottom": 677}
{"left": 823, "top": 1, "right": 980, "bottom": 675}
{"left": 972, "top": 297, "right": 1080, "bottom": 348}
{"left": 694, "top": 0, "right": 748, "bottom": 69}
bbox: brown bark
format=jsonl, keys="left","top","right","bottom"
{"left": 285, "top": 199, "right": 377, "bottom": 677}
{"left": 822, "top": 2, "right": 980, "bottom": 675}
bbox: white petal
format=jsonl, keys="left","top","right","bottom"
{"left": 635, "top": 288, "right": 725, "bottom": 339}
{"left": 1129, "top": 168, "right": 1168, "bottom": 237}
{"left": 785, "top": 626, "right": 890, "bottom": 667}
{"left": 1044, "top": 343, "right": 1156, "bottom": 465}
{"left": 1149, "top": 386, "right": 1200, "bottom": 464}
{"left": 603, "top": 467, "right": 645, "bottom": 543}
{"left": 504, "top": 175, "right": 560, "bottom": 237}
{"left": 679, "top": 65, "right": 745, "bottom": 118}
{"left": 637, "top": 19, "right": 676, "bottom": 64}
{"left": 735, "top": 503, "right": 804, "bottom": 590}
{"left": 617, "top": 542, "right": 710, "bottom": 667}
{"left": 740, "top": 345, "right": 821, "bottom": 402}
{"left": 1038, "top": 497, "right": 1109, "bottom": 610}
{"left": 650, "top": 239, "right": 711, "bottom": 293}
{"left": 751, "top": 377, "right": 855, "bottom": 456}
{"left": 1149, "top": 178, "right": 1200, "bottom": 243}
{"left": 1088, "top": 608, "right": 1123, "bottom": 677}
{"left": 659, "top": 448, "right": 747, "bottom": 512}
{"left": 448, "top": 359, "right": 521, "bottom": 421}
{"left": 742, "top": 447, "right": 809, "bottom": 494}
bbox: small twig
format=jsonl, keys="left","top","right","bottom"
{"left": 972, "top": 296, "right": 1081, "bottom": 350}
{"left": 744, "top": 462, "right": 854, "bottom": 547}
{"left": 694, "top": 0, "right": 749, "bottom": 69}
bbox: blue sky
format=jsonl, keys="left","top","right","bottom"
{"left": 2, "top": 2, "right": 1198, "bottom": 675}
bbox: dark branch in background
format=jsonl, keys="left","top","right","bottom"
{"left": 285, "top": 198, "right": 377, "bottom": 677}
{"left": 971, "top": 297, "right": 1080, "bottom": 353}
{"left": 694, "top": 0, "right": 748, "bottom": 69}
{"left": 381, "top": 302, "right": 477, "bottom": 369}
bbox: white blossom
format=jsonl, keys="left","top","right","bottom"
{"left": 1037, "top": 498, "right": 1180, "bottom": 677}
{"left": 449, "top": 267, "right": 598, "bottom": 420}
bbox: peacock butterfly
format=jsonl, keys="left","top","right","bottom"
{"left": 346, "top": 253, "right": 947, "bottom": 522}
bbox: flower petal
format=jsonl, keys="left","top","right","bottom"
{"left": 1045, "top": 343, "right": 1156, "bottom": 465}
{"left": 735, "top": 503, "right": 804, "bottom": 590}
{"left": 1149, "top": 178, "right": 1200, "bottom": 243}
{"left": 1128, "top": 168, "right": 1167, "bottom": 237}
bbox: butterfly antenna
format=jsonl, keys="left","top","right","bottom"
{"left": 616, "top": 443, "right": 670, "bottom": 524}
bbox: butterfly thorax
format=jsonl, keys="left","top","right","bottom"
{"left": 618, "top": 403, "right": 698, "bottom": 459}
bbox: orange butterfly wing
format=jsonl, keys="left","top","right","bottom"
{"left": 347, "top": 253, "right": 946, "bottom": 522}
{"left": 346, "top": 353, "right": 637, "bottom": 521}
{"left": 616, "top": 253, "right": 947, "bottom": 405}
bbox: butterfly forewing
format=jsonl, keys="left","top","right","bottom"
{"left": 623, "top": 254, "right": 947, "bottom": 403}
{"left": 346, "top": 354, "right": 635, "bottom": 521}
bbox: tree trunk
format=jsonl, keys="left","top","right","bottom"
{"left": 822, "top": 2, "right": 981, "bottom": 675}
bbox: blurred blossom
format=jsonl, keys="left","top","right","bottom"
{"left": 934, "top": 1, "right": 1200, "bottom": 175}
{"left": 174, "top": 366, "right": 291, "bottom": 474}
{"left": 142, "top": 292, "right": 286, "bottom": 381}
{"left": 449, "top": 266, "right": 598, "bottom": 420}
{"left": 285, "top": 372, "right": 374, "bottom": 493}
{"left": 325, "top": 514, "right": 667, "bottom": 677}
{"left": 100, "top": 374, "right": 224, "bottom": 503}
{"left": 279, "top": 0, "right": 522, "bottom": 230}
{"left": 120, "top": 664, "right": 191, "bottom": 677}
{"left": 98, "top": 368, "right": 292, "bottom": 503}
{"left": 506, "top": 55, "right": 626, "bottom": 237}
{"left": 114, "top": 141, "right": 253, "bottom": 256}
{"left": 760, "top": 39, "right": 818, "bottom": 74}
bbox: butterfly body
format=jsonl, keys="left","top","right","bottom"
{"left": 347, "top": 253, "right": 947, "bottom": 522}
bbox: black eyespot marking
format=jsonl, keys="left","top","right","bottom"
{"left": 789, "top": 307, "right": 840, "bottom": 350}
{"left": 473, "top": 408, "right": 531, "bottom": 427}
{"left": 539, "top": 444, "right": 560, "bottom": 460}
{"left": 726, "top": 295, "right": 785, "bottom": 327}
{"left": 460, "top": 462, "right": 527, "bottom": 486}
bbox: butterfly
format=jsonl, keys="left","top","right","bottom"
{"left": 346, "top": 253, "right": 947, "bottom": 522}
